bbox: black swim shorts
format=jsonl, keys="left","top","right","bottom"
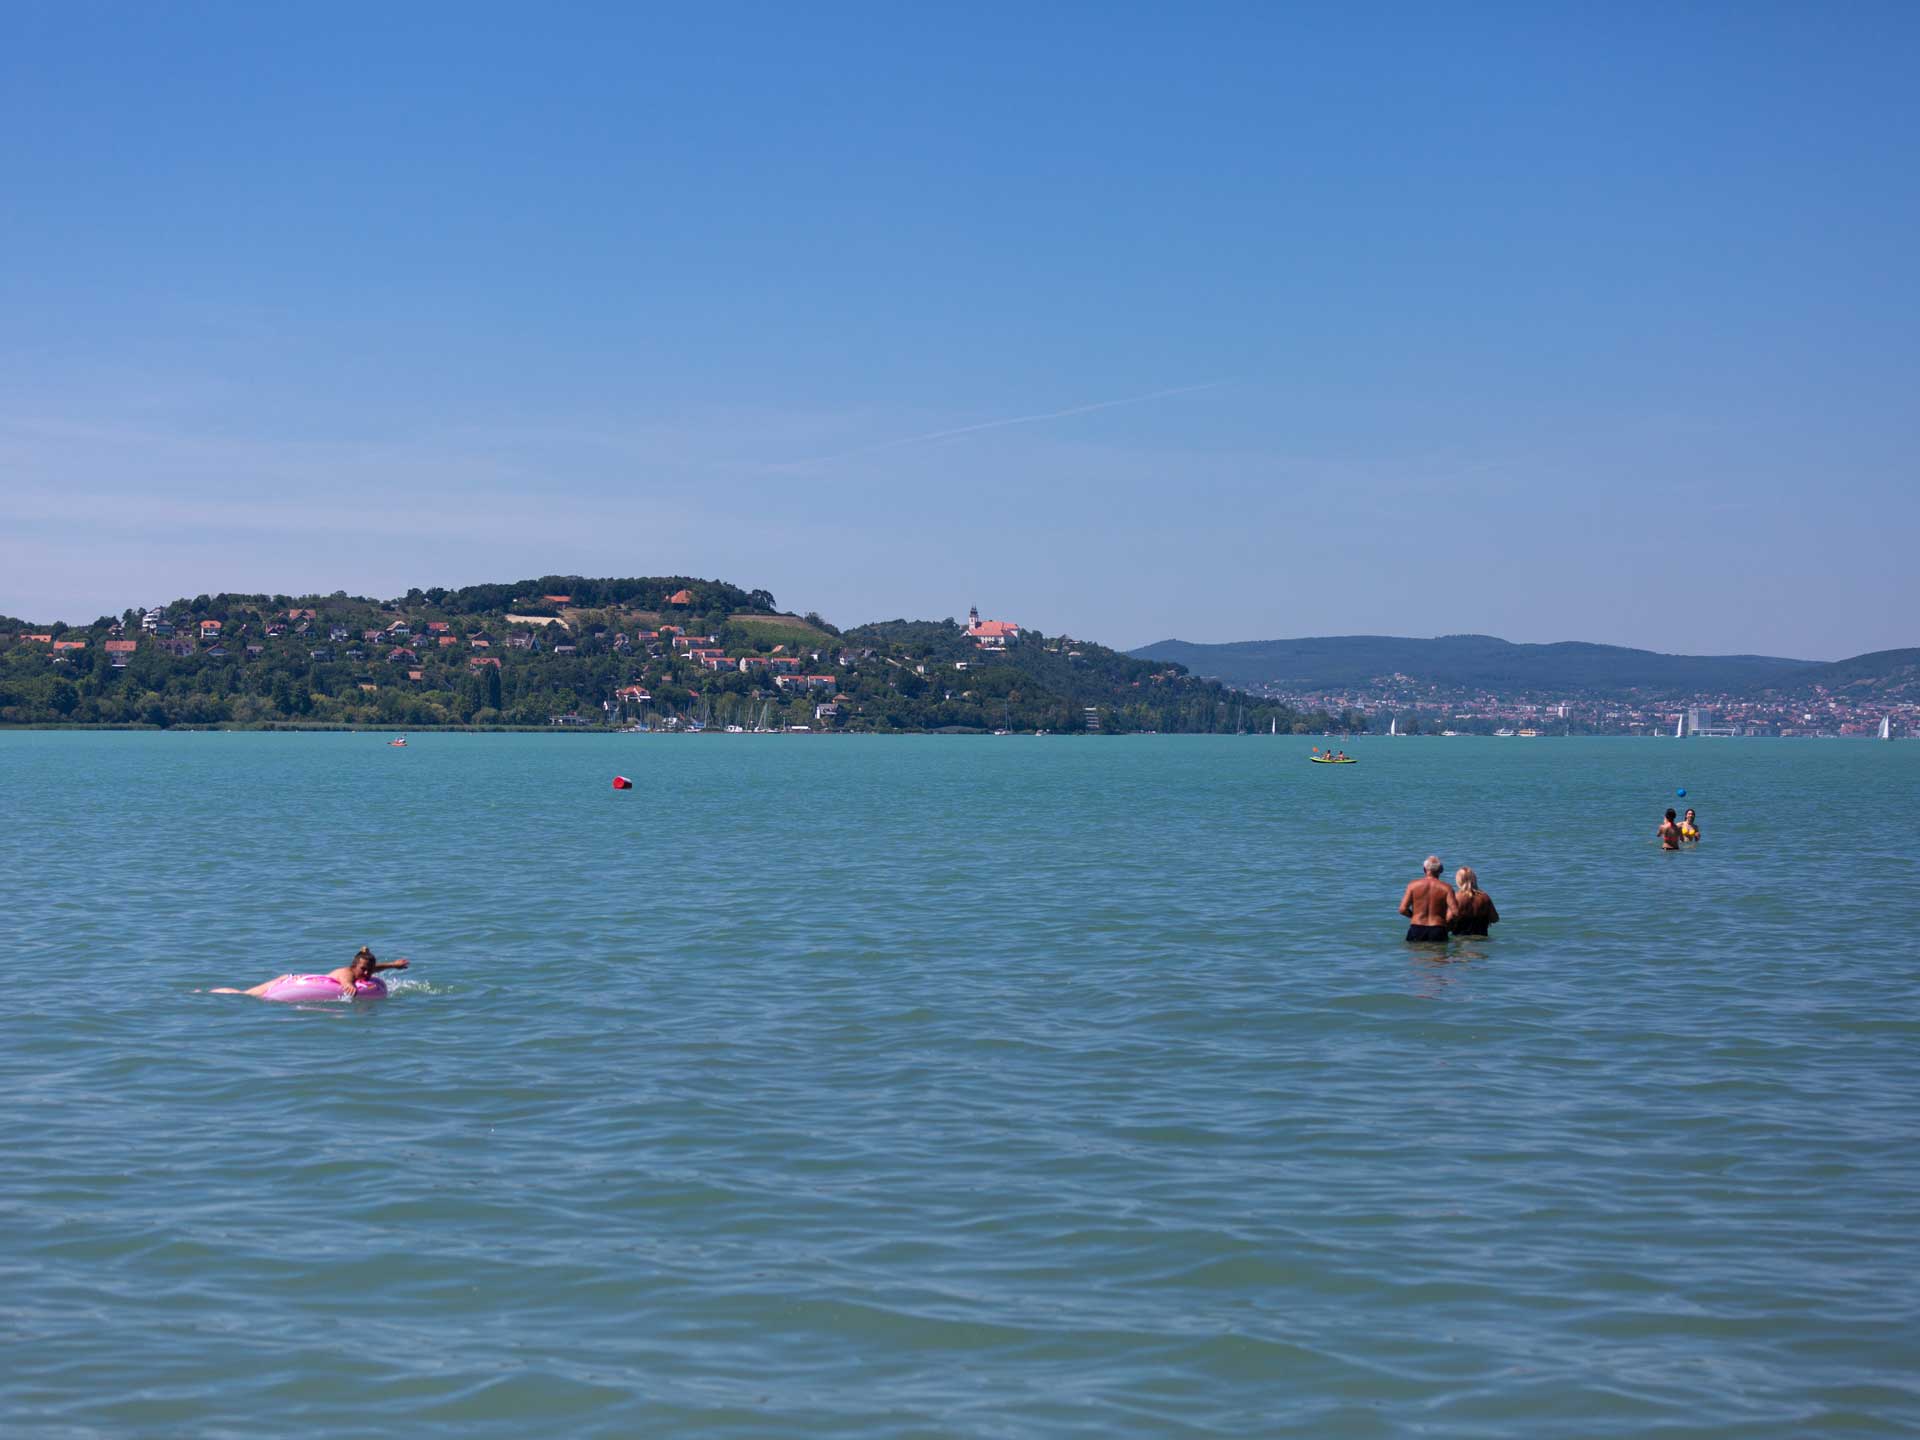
{"left": 1405, "top": 924, "right": 1450, "bottom": 943}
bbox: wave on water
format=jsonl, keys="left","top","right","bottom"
{"left": 379, "top": 978, "right": 445, "bottom": 997}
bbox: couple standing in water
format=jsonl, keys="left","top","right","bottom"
{"left": 1398, "top": 856, "right": 1498, "bottom": 943}
{"left": 1659, "top": 808, "right": 1702, "bottom": 850}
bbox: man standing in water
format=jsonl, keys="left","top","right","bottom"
{"left": 1658, "top": 809, "right": 1684, "bottom": 850}
{"left": 1399, "top": 855, "right": 1454, "bottom": 942}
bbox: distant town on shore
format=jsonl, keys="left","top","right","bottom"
{"left": 1132, "top": 634, "right": 1919, "bottom": 738}
{"left": 2, "top": 576, "right": 1912, "bottom": 736}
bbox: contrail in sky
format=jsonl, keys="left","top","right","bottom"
{"left": 785, "top": 378, "right": 1235, "bottom": 466}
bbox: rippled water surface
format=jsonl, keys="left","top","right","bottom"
{"left": 4, "top": 732, "right": 1918, "bottom": 1436}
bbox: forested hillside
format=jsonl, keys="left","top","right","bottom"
{"left": 1785, "top": 648, "right": 1920, "bottom": 700}
{"left": 0, "top": 578, "right": 1353, "bottom": 733}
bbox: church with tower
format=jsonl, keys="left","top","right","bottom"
{"left": 964, "top": 605, "right": 1021, "bottom": 651}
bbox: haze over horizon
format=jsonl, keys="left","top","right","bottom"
{"left": 4, "top": 4, "right": 1915, "bottom": 657}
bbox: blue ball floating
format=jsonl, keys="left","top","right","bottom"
{"left": 1676, "top": 788, "right": 1686, "bottom": 797}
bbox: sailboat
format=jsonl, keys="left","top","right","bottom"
{"left": 1388, "top": 717, "right": 1399, "bottom": 737}
{"left": 1881, "top": 715, "right": 1894, "bottom": 741}
{"left": 1674, "top": 714, "right": 1685, "bottom": 739}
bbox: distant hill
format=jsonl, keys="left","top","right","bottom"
{"left": 0, "top": 574, "right": 1340, "bottom": 733}
{"left": 1788, "top": 648, "right": 1920, "bottom": 699}
{"left": 1128, "top": 633, "right": 1826, "bottom": 697}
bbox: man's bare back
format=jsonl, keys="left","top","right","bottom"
{"left": 1400, "top": 876, "right": 1454, "bottom": 928}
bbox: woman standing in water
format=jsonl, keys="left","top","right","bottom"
{"left": 1447, "top": 867, "right": 1499, "bottom": 936}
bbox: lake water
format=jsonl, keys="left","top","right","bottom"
{"left": 3, "top": 732, "right": 1917, "bottom": 1436}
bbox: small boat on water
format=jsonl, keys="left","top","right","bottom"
{"left": 388, "top": 735, "right": 408, "bottom": 747}
{"left": 1494, "top": 728, "right": 1515, "bottom": 737}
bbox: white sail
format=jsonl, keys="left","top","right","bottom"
{"left": 1881, "top": 715, "right": 1894, "bottom": 741}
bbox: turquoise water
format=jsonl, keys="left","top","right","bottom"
{"left": 3, "top": 732, "right": 1917, "bottom": 1436}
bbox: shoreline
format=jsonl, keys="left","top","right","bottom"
{"left": 0, "top": 724, "right": 1899, "bottom": 740}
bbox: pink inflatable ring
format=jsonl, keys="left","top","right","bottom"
{"left": 257, "top": 974, "right": 389, "bottom": 1003}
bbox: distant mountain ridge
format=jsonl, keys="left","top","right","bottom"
{"left": 1128, "top": 633, "right": 1838, "bottom": 697}
{"left": 1798, "top": 648, "right": 1920, "bottom": 699}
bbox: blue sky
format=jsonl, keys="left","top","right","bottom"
{"left": 2, "top": 2, "right": 1915, "bottom": 657}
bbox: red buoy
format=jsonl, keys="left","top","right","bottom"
{"left": 612, "top": 775, "right": 633, "bottom": 790}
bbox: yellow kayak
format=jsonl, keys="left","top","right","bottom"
{"left": 1308, "top": 756, "right": 1357, "bottom": 764}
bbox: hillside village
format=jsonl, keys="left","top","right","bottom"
{"left": 0, "top": 576, "right": 1325, "bottom": 733}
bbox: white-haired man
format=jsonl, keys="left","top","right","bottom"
{"left": 1398, "top": 855, "right": 1454, "bottom": 943}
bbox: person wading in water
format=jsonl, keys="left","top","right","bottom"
{"left": 1447, "top": 866, "right": 1499, "bottom": 936}
{"left": 1658, "top": 809, "right": 1684, "bottom": 851}
{"left": 1398, "top": 855, "right": 1454, "bottom": 943}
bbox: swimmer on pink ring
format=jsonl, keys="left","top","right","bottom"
{"left": 211, "top": 946, "right": 408, "bottom": 1002}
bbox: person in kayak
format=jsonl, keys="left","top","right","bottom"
{"left": 211, "top": 946, "right": 408, "bottom": 997}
